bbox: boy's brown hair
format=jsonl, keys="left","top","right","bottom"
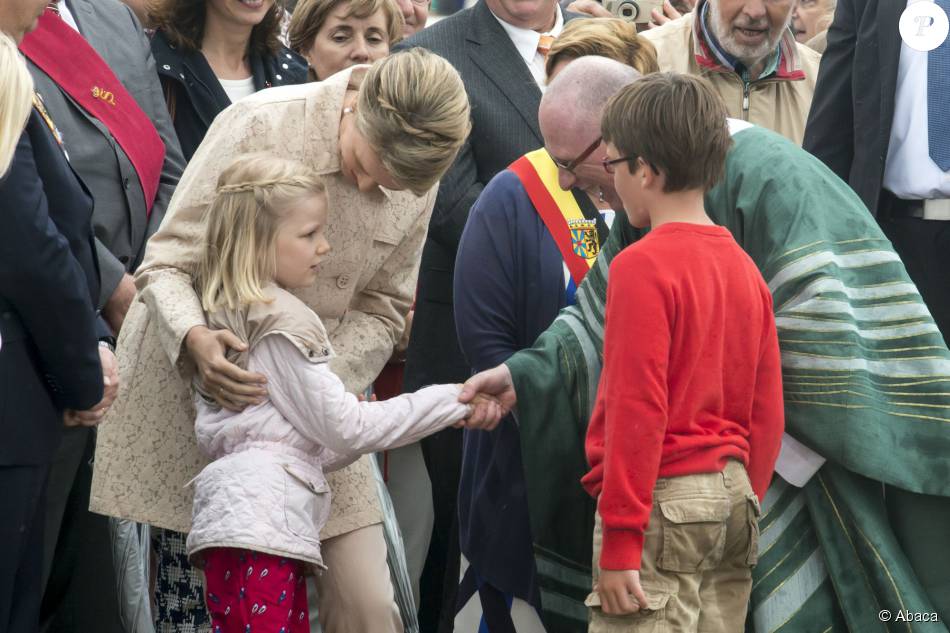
{"left": 600, "top": 73, "right": 732, "bottom": 193}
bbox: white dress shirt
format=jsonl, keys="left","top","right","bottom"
{"left": 58, "top": 1, "right": 81, "bottom": 32}
{"left": 883, "top": 0, "right": 950, "bottom": 200}
{"left": 491, "top": 6, "right": 564, "bottom": 90}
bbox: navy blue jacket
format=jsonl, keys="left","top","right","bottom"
{"left": 453, "top": 169, "right": 573, "bottom": 606}
{"left": 0, "top": 111, "right": 105, "bottom": 465}
{"left": 454, "top": 167, "right": 610, "bottom": 605}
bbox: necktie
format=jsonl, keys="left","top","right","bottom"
{"left": 537, "top": 34, "right": 554, "bottom": 57}
{"left": 928, "top": 0, "right": 950, "bottom": 170}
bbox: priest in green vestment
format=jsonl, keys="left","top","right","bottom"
{"left": 460, "top": 111, "right": 950, "bottom": 632}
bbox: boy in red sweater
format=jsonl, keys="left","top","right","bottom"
{"left": 581, "top": 74, "right": 784, "bottom": 632}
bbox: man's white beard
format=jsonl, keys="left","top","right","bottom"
{"left": 707, "top": 0, "right": 792, "bottom": 70}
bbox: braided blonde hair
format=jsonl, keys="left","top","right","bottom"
{"left": 196, "top": 154, "right": 327, "bottom": 312}
{"left": 0, "top": 33, "right": 33, "bottom": 178}
{"left": 355, "top": 48, "right": 471, "bottom": 196}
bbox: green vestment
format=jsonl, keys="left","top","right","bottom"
{"left": 506, "top": 126, "right": 950, "bottom": 632}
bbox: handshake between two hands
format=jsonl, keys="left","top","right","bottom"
{"left": 452, "top": 363, "right": 518, "bottom": 431}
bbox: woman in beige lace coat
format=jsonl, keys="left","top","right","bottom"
{"left": 89, "top": 49, "right": 470, "bottom": 633}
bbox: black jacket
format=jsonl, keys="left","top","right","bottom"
{"left": 151, "top": 30, "right": 308, "bottom": 161}
{"left": 802, "top": 0, "right": 903, "bottom": 217}
{"left": 0, "top": 111, "right": 106, "bottom": 465}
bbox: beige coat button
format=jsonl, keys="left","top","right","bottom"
{"left": 336, "top": 274, "right": 351, "bottom": 289}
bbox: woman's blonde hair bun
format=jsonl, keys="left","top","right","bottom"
{"left": 356, "top": 48, "right": 471, "bottom": 196}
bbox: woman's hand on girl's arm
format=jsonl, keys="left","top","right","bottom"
{"left": 185, "top": 325, "right": 267, "bottom": 411}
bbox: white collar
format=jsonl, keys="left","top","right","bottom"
{"left": 57, "top": 0, "right": 81, "bottom": 32}
{"left": 490, "top": 5, "right": 564, "bottom": 67}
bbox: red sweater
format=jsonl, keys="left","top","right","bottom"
{"left": 582, "top": 223, "right": 784, "bottom": 570}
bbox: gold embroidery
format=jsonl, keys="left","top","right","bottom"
{"left": 92, "top": 86, "right": 116, "bottom": 106}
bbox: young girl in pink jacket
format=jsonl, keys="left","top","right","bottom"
{"left": 186, "top": 154, "right": 501, "bottom": 633}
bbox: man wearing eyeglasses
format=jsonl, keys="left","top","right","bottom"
{"left": 451, "top": 56, "right": 639, "bottom": 633}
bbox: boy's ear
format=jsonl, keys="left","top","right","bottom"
{"left": 641, "top": 159, "right": 662, "bottom": 191}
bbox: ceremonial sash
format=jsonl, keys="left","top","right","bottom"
{"left": 509, "top": 149, "right": 602, "bottom": 288}
{"left": 20, "top": 10, "right": 165, "bottom": 215}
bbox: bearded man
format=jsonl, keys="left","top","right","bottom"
{"left": 641, "top": 0, "right": 820, "bottom": 144}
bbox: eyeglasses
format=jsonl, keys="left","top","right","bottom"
{"left": 602, "top": 155, "right": 636, "bottom": 174}
{"left": 602, "top": 155, "right": 658, "bottom": 175}
{"left": 548, "top": 137, "right": 602, "bottom": 174}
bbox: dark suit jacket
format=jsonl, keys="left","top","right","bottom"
{"left": 0, "top": 113, "right": 105, "bottom": 466}
{"left": 28, "top": 0, "right": 185, "bottom": 308}
{"left": 396, "top": 0, "right": 567, "bottom": 389}
{"left": 802, "top": 0, "right": 903, "bottom": 217}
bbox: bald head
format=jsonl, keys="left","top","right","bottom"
{"left": 539, "top": 56, "right": 641, "bottom": 143}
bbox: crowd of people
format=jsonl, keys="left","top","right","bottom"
{"left": 0, "top": 0, "right": 948, "bottom": 632}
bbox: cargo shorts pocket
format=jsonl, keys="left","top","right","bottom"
{"left": 657, "top": 497, "right": 731, "bottom": 573}
{"left": 746, "top": 494, "right": 761, "bottom": 566}
{"left": 585, "top": 589, "right": 670, "bottom": 633}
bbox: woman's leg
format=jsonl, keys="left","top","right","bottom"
{"left": 314, "top": 523, "right": 403, "bottom": 633}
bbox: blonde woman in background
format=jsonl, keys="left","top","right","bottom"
{"left": 0, "top": 27, "right": 113, "bottom": 633}
{"left": 289, "top": 0, "right": 403, "bottom": 80}
{"left": 545, "top": 17, "right": 659, "bottom": 80}
{"left": 89, "top": 49, "right": 471, "bottom": 633}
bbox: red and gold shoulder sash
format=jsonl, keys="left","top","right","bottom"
{"left": 509, "top": 149, "right": 601, "bottom": 287}
{"left": 20, "top": 10, "right": 166, "bottom": 215}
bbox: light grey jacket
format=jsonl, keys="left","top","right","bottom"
{"left": 27, "top": 0, "right": 185, "bottom": 307}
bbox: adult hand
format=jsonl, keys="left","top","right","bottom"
{"left": 458, "top": 393, "right": 505, "bottom": 430}
{"left": 103, "top": 273, "right": 137, "bottom": 334}
{"left": 185, "top": 325, "right": 267, "bottom": 411}
{"left": 597, "top": 569, "right": 648, "bottom": 615}
{"left": 565, "top": 0, "right": 613, "bottom": 17}
{"left": 64, "top": 345, "right": 120, "bottom": 427}
{"left": 458, "top": 364, "right": 517, "bottom": 428}
{"left": 648, "top": 0, "right": 683, "bottom": 27}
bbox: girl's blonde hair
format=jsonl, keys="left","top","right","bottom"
{"left": 545, "top": 18, "right": 659, "bottom": 80}
{"left": 196, "top": 154, "right": 327, "bottom": 312}
{"left": 0, "top": 33, "right": 34, "bottom": 177}
{"left": 355, "top": 48, "right": 471, "bottom": 196}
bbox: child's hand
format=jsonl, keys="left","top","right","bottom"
{"left": 596, "top": 569, "right": 648, "bottom": 615}
{"left": 457, "top": 392, "right": 505, "bottom": 431}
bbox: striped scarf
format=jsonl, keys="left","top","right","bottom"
{"left": 506, "top": 125, "right": 950, "bottom": 632}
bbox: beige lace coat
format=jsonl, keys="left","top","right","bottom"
{"left": 89, "top": 66, "right": 437, "bottom": 538}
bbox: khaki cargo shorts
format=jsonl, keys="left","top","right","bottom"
{"left": 588, "top": 460, "right": 760, "bottom": 633}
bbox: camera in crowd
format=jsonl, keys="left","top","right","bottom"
{"left": 603, "top": 0, "right": 664, "bottom": 22}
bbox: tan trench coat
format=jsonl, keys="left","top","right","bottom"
{"left": 89, "top": 66, "right": 437, "bottom": 538}
{"left": 642, "top": 13, "right": 822, "bottom": 145}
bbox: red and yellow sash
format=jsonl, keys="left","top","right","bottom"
{"left": 20, "top": 10, "right": 166, "bottom": 215}
{"left": 509, "top": 149, "right": 601, "bottom": 287}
